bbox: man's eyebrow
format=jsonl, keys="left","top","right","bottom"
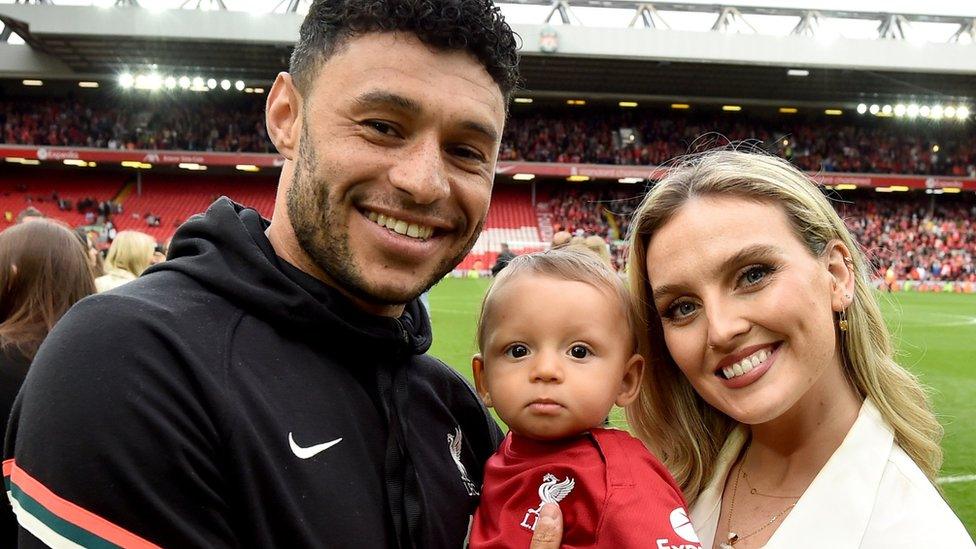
{"left": 354, "top": 90, "right": 422, "bottom": 114}
{"left": 354, "top": 90, "right": 499, "bottom": 143}
{"left": 650, "top": 244, "right": 784, "bottom": 304}
{"left": 459, "top": 119, "right": 499, "bottom": 143}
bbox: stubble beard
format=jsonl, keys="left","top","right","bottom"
{"left": 286, "top": 125, "right": 484, "bottom": 308}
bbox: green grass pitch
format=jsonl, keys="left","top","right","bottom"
{"left": 427, "top": 277, "right": 976, "bottom": 537}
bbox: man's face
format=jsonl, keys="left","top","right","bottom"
{"left": 285, "top": 33, "right": 505, "bottom": 312}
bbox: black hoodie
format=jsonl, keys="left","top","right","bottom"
{"left": 4, "top": 198, "right": 502, "bottom": 548}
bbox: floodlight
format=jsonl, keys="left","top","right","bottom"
{"left": 957, "top": 106, "right": 970, "bottom": 120}
{"left": 220, "top": 80, "right": 231, "bottom": 90}
{"left": 881, "top": 105, "right": 892, "bottom": 115}
{"left": 919, "top": 105, "right": 931, "bottom": 117}
{"left": 178, "top": 76, "right": 191, "bottom": 89}
{"left": 193, "top": 77, "right": 205, "bottom": 88}
{"left": 164, "top": 76, "right": 177, "bottom": 89}
{"left": 119, "top": 73, "right": 134, "bottom": 89}
{"left": 931, "top": 105, "right": 944, "bottom": 119}
{"left": 907, "top": 104, "right": 919, "bottom": 117}
{"left": 235, "top": 80, "right": 245, "bottom": 91}
{"left": 856, "top": 104, "right": 867, "bottom": 114}
{"left": 869, "top": 104, "right": 879, "bottom": 114}
{"left": 945, "top": 106, "right": 956, "bottom": 118}
{"left": 207, "top": 79, "right": 218, "bottom": 89}
{"left": 894, "top": 104, "right": 906, "bottom": 117}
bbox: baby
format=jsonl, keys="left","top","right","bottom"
{"left": 468, "top": 248, "right": 701, "bottom": 548}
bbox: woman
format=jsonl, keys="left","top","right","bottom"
{"left": 622, "top": 150, "right": 971, "bottom": 547}
{"left": 95, "top": 230, "right": 156, "bottom": 292}
{"left": 0, "top": 221, "right": 96, "bottom": 543}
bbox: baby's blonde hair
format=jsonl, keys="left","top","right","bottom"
{"left": 476, "top": 247, "right": 638, "bottom": 355}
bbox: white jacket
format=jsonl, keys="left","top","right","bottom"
{"left": 690, "top": 399, "right": 974, "bottom": 548}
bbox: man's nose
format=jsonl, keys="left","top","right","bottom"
{"left": 387, "top": 134, "right": 450, "bottom": 205}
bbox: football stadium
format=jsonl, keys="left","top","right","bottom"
{"left": 0, "top": 0, "right": 974, "bottom": 545}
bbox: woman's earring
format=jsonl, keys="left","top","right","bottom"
{"left": 838, "top": 309, "right": 849, "bottom": 332}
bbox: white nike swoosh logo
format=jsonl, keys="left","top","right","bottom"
{"left": 288, "top": 432, "right": 343, "bottom": 459}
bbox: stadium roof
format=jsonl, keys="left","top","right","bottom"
{"left": 1, "top": 1, "right": 975, "bottom": 106}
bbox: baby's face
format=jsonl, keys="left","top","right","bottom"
{"left": 474, "top": 275, "right": 642, "bottom": 440}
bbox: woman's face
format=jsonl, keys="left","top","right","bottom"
{"left": 645, "top": 196, "right": 850, "bottom": 425}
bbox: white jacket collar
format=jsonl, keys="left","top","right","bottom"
{"left": 690, "top": 399, "right": 893, "bottom": 548}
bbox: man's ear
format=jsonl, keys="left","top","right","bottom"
{"left": 614, "top": 354, "right": 645, "bottom": 407}
{"left": 824, "top": 240, "right": 855, "bottom": 313}
{"left": 471, "top": 354, "right": 492, "bottom": 407}
{"left": 266, "top": 72, "right": 302, "bottom": 161}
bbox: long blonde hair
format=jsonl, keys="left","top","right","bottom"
{"left": 626, "top": 149, "right": 943, "bottom": 503}
{"left": 104, "top": 231, "right": 156, "bottom": 277}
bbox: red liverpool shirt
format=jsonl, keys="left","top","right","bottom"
{"left": 469, "top": 428, "right": 702, "bottom": 549}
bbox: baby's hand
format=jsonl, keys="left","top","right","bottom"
{"left": 529, "top": 503, "right": 563, "bottom": 549}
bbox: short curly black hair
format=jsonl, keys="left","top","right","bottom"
{"left": 290, "top": 0, "right": 520, "bottom": 100}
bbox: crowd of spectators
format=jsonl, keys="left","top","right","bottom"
{"left": 545, "top": 188, "right": 976, "bottom": 283}
{"left": 4, "top": 98, "right": 976, "bottom": 176}
{"left": 841, "top": 196, "right": 976, "bottom": 283}
{"left": 500, "top": 111, "right": 976, "bottom": 177}
{"left": 1, "top": 95, "right": 272, "bottom": 153}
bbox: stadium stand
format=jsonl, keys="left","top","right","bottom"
{"left": 500, "top": 111, "right": 976, "bottom": 176}
{"left": 5, "top": 97, "right": 976, "bottom": 176}
{"left": 112, "top": 174, "right": 275, "bottom": 241}
{"left": 1, "top": 96, "right": 272, "bottom": 153}
{"left": 0, "top": 168, "right": 124, "bottom": 227}
{"left": 458, "top": 185, "right": 543, "bottom": 271}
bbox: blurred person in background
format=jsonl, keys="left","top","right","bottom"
{"left": 583, "top": 234, "right": 614, "bottom": 268}
{"left": 74, "top": 228, "right": 101, "bottom": 277}
{"left": 490, "top": 242, "right": 516, "bottom": 276}
{"left": 14, "top": 208, "right": 43, "bottom": 224}
{"left": 0, "top": 221, "right": 96, "bottom": 546}
{"left": 551, "top": 230, "right": 572, "bottom": 249}
{"left": 94, "top": 230, "right": 155, "bottom": 292}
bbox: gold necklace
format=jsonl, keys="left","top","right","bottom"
{"left": 741, "top": 469, "right": 802, "bottom": 499}
{"left": 720, "top": 451, "right": 799, "bottom": 549}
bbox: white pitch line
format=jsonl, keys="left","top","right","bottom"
{"left": 938, "top": 474, "right": 976, "bottom": 484}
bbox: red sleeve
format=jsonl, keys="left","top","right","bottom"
{"left": 594, "top": 430, "right": 703, "bottom": 549}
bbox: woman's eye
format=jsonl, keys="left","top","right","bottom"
{"left": 740, "top": 265, "right": 773, "bottom": 287}
{"left": 666, "top": 301, "right": 698, "bottom": 320}
{"left": 569, "top": 345, "right": 589, "bottom": 359}
{"left": 505, "top": 344, "right": 528, "bottom": 359}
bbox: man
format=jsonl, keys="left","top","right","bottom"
{"left": 490, "top": 242, "right": 516, "bottom": 276}
{"left": 3, "top": 1, "right": 522, "bottom": 547}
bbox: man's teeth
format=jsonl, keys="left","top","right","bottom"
{"left": 722, "top": 348, "right": 771, "bottom": 380}
{"left": 366, "top": 211, "right": 434, "bottom": 240}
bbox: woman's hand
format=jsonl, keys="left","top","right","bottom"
{"left": 529, "top": 503, "right": 563, "bottom": 548}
